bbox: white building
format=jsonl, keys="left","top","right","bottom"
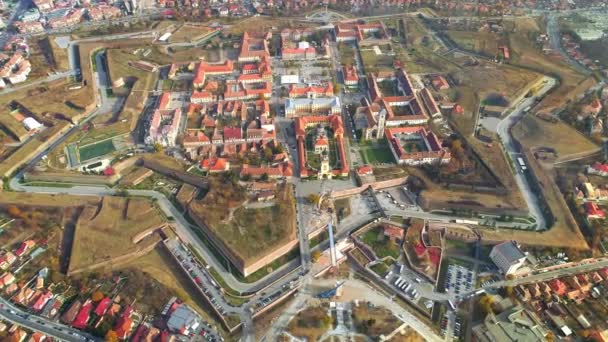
{"left": 284, "top": 96, "right": 341, "bottom": 116}
{"left": 23, "top": 117, "right": 43, "bottom": 131}
{"left": 489, "top": 241, "right": 527, "bottom": 275}
{"left": 280, "top": 74, "right": 299, "bottom": 85}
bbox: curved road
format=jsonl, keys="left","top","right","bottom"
{"left": 495, "top": 76, "right": 557, "bottom": 230}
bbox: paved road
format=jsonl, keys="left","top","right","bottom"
{"left": 495, "top": 76, "right": 557, "bottom": 231}
{"left": 492, "top": 258, "right": 608, "bottom": 289}
{"left": 545, "top": 11, "right": 606, "bottom": 80}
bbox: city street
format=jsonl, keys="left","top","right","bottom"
{"left": 0, "top": 296, "right": 98, "bottom": 342}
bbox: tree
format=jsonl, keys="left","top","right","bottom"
{"left": 263, "top": 147, "right": 273, "bottom": 161}
{"left": 105, "top": 330, "right": 118, "bottom": 342}
{"left": 320, "top": 315, "right": 333, "bottom": 329}
{"left": 6, "top": 205, "right": 22, "bottom": 219}
{"left": 153, "top": 143, "right": 164, "bottom": 153}
{"left": 311, "top": 250, "right": 321, "bottom": 262}
{"left": 307, "top": 194, "right": 321, "bottom": 205}
{"left": 333, "top": 81, "right": 341, "bottom": 94}
{"left": 478, "top": 295, "right": 494, "bottom": 315}
{"left": 91, "top": 290, "right": 104, "bottom": 302}
{"left": 260, "top": 173, "right": 269, "bottom": 181}
{"left": 450, "top": 139, "right": 464, "bottom": 160}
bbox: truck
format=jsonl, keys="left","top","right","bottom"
{"left": 517, "top": 157, "right": 526, "bottom": 167}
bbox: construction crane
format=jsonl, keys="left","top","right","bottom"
{"left": 316, "top": 281, "right": 345, "bottom": 299}
{"left": 328, "top": 218, "right": 337, "bottom": 268}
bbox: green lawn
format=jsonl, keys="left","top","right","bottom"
{"left": 360, "top": 147, "right": 395, "bottom": 164}
{"left": 78, "top": 139, "right": 116, "bottom": 161}
{"left": 305, "top": 128, "right": 340, "bottom": 169}
{"left": 338, "top": 42, "right": 356, "bottom": 66}
{"left": 360, "top": 49, "right": 395, "bottom": 73}
{"left": 361, "top": 227, "right": 401, "bottom": 259}
{"left": 370, "top": 262, "right": 390, "bottom": 277}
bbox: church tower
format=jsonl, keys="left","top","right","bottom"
{"left": 377, "top": 107, "right": 387, "bottom": 139}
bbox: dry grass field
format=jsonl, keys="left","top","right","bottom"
{"left": 513, "top": 115, "right": 599, "bottom": 158}
{"left": 189, "top": 181, "right": 297, "bottom": 263}
{"left": 0, "top": 122, "right": 68, "bottom": 177}
{"left": 506, "top": 18, "right": 596, "bottom": 113}
{"left": 119, "top": 244, "right": 223, "bottom": 324}
{"left": 352, "top": 304, "right": 402, "bottom": 338}
{"left": 448, "top": 62, "right": 540, "bottom": 135}
{"left": 106, "top": 48, "right": 157, "bottom": 120}
{"left": 0, "top": 192, "right": 99, "bottom": 207}
{"left": 169, "top": 24, "right": 217, "bottom": 43}
{"left": 68, "top": 197, "right": 166, "bottom": 272}
{"left": 408, "top": 166, "right": 526, "bottom": 212}
{"left": 0, "top": 79, "right": 93, "bottom": 120}
{"left": 287, "top": 305, "right": 332, "bottom": 341}
{"left": 227, "top": 16, "right": 316, "bottom": 35}
{"left": 446, "top": 30, "right": 501, "bottom": 56}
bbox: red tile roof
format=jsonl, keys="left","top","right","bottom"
{"left": 94, "top": 297, "right": 111, "bottom": 317}
{"left": 591, "top": 162, "right": 608, "bottom": 173}
{"left": 72, "top": 301, "right": 93, "bottom": 329}
{"left": 343, "top": 65, "right": 359, "bottom": 82}
{"left": 158, "top": 92, "right": 171, "bottom": 110}
{"left": 356, "top": 165, "right": 373, "bottom": 175}
{"left": 240, "top": 165, "right": 283, "bottom": 178}
{"left": 383, "top": 225, "right": 404, "bottom": 239}
{"left": 288, "top": 84, "right": 333, "bottom": 97}
{"left": 585, "top": 202, "right": 605, "bottom": 218}
{"left": 192, "top": 90, "right": 213, "bottom": 99}
{"left": 315, "top": 138, "right": 329, "bottom": 146}
{"left": 223, "top": 127, "right": 242, "bottom": 141}
{"left": 200, "top": 158, "right": 229, "bottom": 172}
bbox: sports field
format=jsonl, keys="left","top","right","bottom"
{"left": 78, "top": 139, "right": 116, "bottom": 162}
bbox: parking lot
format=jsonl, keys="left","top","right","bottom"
{"left": 169, "top": 239, "right": 244, "bottom": 315}
{"left": 378, "top": 262, "right": 446, "bottom": 312}
{"left": 375, "top": 187, "right": 419, "bottom": 211}
{"left": 444, "top": 264, "right": 476, "bottom": 299}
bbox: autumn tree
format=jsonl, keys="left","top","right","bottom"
{"left": 6, "top": 205, "right": 23, "bottom": 219}
{"left": 263, "top": 147, "right": 274, "bottom": 161}
{"left": 92, "top": 290, "right": 105, "bottom": 302}
{"left": 105, "top": 330, "right": 118, "bottom": 342}
{"left": 450, "top": 139, "right": 465, "bottom": 160}
{"left": 307, "top": 194, "right": 321, "bottom": 205}
{"left": 478, "top": 294, "right": 495, "bottom": 315}
{"left": 311, "top": 250, "right": 321, "bottom": 262}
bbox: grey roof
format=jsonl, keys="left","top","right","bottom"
{"left": 167, "top": 304, "right": 200, "bottom": 333}
{"left": 473, "top": 305, "right": 547, "bottom": 342}
{"left": 493, "top": 241, "right": 526, "bottom": 263}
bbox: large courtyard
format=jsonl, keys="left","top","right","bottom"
{"left": 304, "top": 127, "right": 341, "bottom": 170}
